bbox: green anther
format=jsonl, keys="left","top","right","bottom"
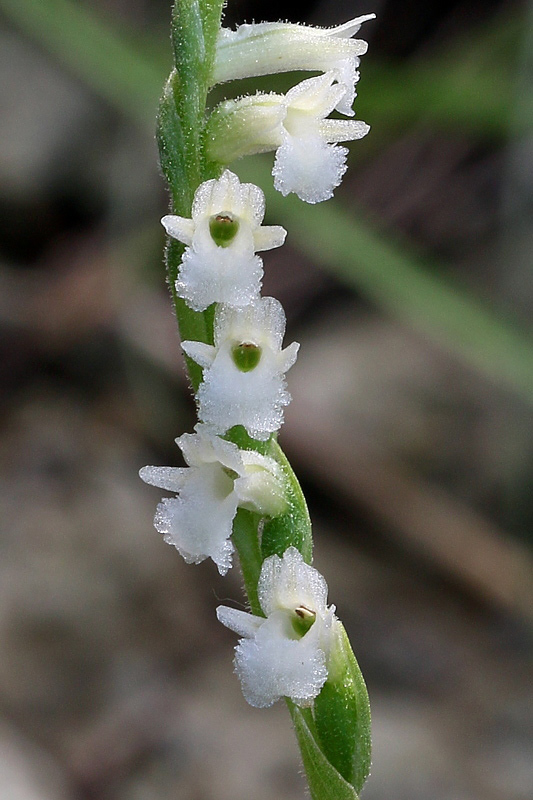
{"left": 232, "top": 342, "right": 262, "bottom": 372}
{"left": 291, "top": 605, "right": 316, "bottom": 637}
{"left": 209, "top": 212, "right": 240, "bottom": 247}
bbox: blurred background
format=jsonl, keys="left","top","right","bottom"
{"left": 0, "top": 0, "right": 532, "bottom": 798}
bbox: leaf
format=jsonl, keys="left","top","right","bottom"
{"left": 288, "top": 703, "right": 361, "bottom": 800}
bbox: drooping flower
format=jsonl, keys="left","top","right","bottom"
{"left": 213, "top": 14, "right": 375, "bottom": 117}
{"left": 217, "top": 546, "right": 338, "bottom": 707}
{"left": 272, "top": 72, "right": 370, "bottom": 203}
{"left": 182, "top": 297, "right": 299, "bottom": 440}
{"left": 139, "top": 425, "right": 286, "bottom": 575}
{"left": 207, "top": 73, "right": 369, "bottom": 203}
{"left": 161, "top": 170, "right": 286, "bottom": 311}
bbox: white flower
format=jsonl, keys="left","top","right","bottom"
{"left": 214, "top": 14, "right": 375, "bottom": 117}
{"left": 207, "top": 73, "right": 370, "bottom": 204}
{"left": 161, "top": 170, "right": 286, "bottom": 311}
{"left": 272, "top": 72, "right": 370, "bottom": 203}
{"left": 139, "top": 425, "right": 286, "bottom": 575}
{"left": 182, "top": 297, "right": 299, "bottom": 440}
{"left": 217, "top": 546, "right": 338, "bottom": 707}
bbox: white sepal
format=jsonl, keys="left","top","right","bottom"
{"left": 273, "top": 72, "right": 369, "bottom": 203}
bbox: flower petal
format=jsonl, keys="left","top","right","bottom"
{"left": 177, "top": 244, "right": 263, "bottom": 311}
{"left": 233, "top": 612, "right": 327, "bottom": 707}
{"left": 154, "top": 464, "right": 237, "bottom": 575}
{"left": 188, "top": 299, "right": 297, "bottom": 440}
{"left": 273, "top": 134, "right": 349, "bottom": 204}
{"left": 161, "top": 215, "right": 195, "bottom": 246}
{"left": 234, "top": 452, "right": 286, "bottom": 516}
{"left": 139, "top": 465, "right": 187, "bottom": 492}
{"left": 285, "top": 72, "right": 346, "bottom": 118}
{"left": 216, "top": 606, "right": 264, "bottom": 638}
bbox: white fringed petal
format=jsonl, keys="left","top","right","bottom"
{"left": 140, "top": 426, "right": 286, "bottom": 574}
{"left": 233, "top": 612, "right": 327, "bottom": 707}
{"left": 217, "top": 547, "right": 338, "bottom": 707}
{"left": 177, "top": 236, "right": 263, "bottom": 311}
{"left": 273, "top": 134, "right": 349, "bottom": 204}
{"left": 162, "top": 170, "right": 286, "bottom": 311}
{"left": 154, "top": 468, "right": 238, "bottom": 574}
{"left": 183, "top": 298, "right": 299, "bottom": 440}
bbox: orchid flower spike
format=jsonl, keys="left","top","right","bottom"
{"left": 182, "top": 297, "right": 299, "bottom": 441}
{"left": 213, "top": 14, "right": 375, "bottom": 117}
{"left": 161, "top": 170, "right": 286, "bottom": 311}
{"left": 207, "top": 73, "right": 369, "bottom": 203}
{"left": 140, "top": 425, "right": 286, "bottom": 575}
{"left": 217, "top": 546, "right": 338, "bottom": 707}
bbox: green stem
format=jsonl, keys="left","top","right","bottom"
{"left": 157, "top": 1, "right": 313, "bottom": 606}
